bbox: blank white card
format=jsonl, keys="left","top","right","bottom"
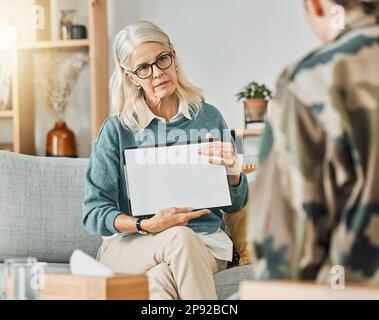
{"left": 124, "top": 142, "right": 232, "bottom": 216}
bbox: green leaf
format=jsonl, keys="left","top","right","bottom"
{"left": 235, "top": 81, "right": 272, "bottom": 102}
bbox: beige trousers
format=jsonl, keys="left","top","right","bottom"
{"left": 97, "top": 226, "right": 228, "bottom": 300}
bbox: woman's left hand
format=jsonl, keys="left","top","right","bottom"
{"left": 198, "top": 133, "right": 242, "bottom": 187}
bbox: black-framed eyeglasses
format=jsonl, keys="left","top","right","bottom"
{"left": 126, "top": 52, "right": 174, "bottom": 79}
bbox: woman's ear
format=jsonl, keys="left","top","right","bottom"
{"left": 126, "top": 72, "right": 140, "bottom": 87}
{"left": 307, "top": 0, "right": 325, "bottom": 17}
{"left": 171, "top": 49, "right": 180, "bottom": 71}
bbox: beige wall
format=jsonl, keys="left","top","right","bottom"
{"left": 1, "top": 0, "right": 320, "bottom": 157}
{"left": 0, "top": 0, "right": 35, "bottom": 43}
{"left": 107, "top": 0, "right": 319, "bottom": 129}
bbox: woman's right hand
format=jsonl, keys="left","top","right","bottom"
{"left": 141, "top": 207, "right": 211, "bottom": 234}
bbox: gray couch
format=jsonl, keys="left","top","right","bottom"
{"left": 0, "top": 150, "right": 252, "bottom": 299}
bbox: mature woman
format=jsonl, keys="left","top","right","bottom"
{"left": 82, "top": 21, "right": 248, "bottom": 299}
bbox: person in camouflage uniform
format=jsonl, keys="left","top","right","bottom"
{"left": 251, "top": 0, "right": 379, "bottom": 284}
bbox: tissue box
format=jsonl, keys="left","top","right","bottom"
{"left": 40, "top": 273, "right": 148, "bottom": 300}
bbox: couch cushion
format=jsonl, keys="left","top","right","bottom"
{"left": 0, "top": 151, "right": 102, "bottom": 263}
{"left": 214, "top": 264, "right": 253, "bottom": 299}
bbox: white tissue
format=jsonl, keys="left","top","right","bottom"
{"left": 69, "top": 249, "right": 115, "bottom": 277}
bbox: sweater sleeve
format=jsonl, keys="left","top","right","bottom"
{"left": 82, "top": 119, "right": 124, "bottom": 236}
{"left": 216, "top": 109, "right": 249, "bottom": 214}
{"left": 222, "top": 172, "right": 249, "bottom": 213}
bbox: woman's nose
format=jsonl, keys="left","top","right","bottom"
{"left": 152, "top": 64, "right": 163, "bottom": 78}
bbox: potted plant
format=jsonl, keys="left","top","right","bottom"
{"left": 236, "top": 81, "right": 272, "bottom": 123}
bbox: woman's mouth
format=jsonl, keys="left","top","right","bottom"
{"left": 155, "top": 81, "right": 170, "bottom": 88}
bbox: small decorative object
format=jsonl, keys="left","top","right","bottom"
{"left": 46, "top": 120, "right": 77, "bottom": 157}
{"left": 71, "top": 25, "right": 87, "bottom": 39}
{"left": 38, "top": 52, "right": 89, "bottom": 157}
{"left": 236, "top": 81, "right": 272, "bottom": 125}
{"left": 59, "top": 9, "right": 76, "bottom": 40}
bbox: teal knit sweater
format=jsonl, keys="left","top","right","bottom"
{"left": 82, "top": 102, "right": 249, "bottom": 237}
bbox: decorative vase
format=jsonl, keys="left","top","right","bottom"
{"left": 244, "top": 99, "right": 268, "bottom": 122}
{"left": 46, "top": 120, "right": 77, "bottom": 157}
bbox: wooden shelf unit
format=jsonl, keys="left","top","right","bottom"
{"left": 0, "top": 143, "right": 13, "bottom": 152}
{"left": 2, "top": 0, "right": 109, "bottom": 155}
{"left": 17, "top": 39, "right": 90, "bottom": 50}
{"left": 234, "top": 127, "right": 264, "bottom": 138}
{"left": 0, "top": 110, "right": 14, "bottom": 118}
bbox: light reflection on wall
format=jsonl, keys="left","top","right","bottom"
{"left": 0, "top": 23, "right": 16, "bottom": 50}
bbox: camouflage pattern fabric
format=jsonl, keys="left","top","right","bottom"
{"left": 251, "top": 15, "right": 379, "bottom": 284}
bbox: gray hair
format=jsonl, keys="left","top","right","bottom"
{"left": 110, "top": 20, "right": 204, "bottom": 131}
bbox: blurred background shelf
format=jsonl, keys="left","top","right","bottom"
{"left": 234, "top": 127, "right": 264, "bottom": 137}
{"left": 0, "top": 110, "right": 14, "bottom": 118}
{"left": 0, "top": 143, "right": 13, "bottom": 152}
{"left": 245, "top": 120, "right": 265, "bottom": 125}
{"left": 17, "top": 39, "right": 90, "bottom": 50}
{"left": 0, "top": 0, "right": 109, "bottom": 155}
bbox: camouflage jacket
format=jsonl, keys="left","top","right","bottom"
{"left": 251, "top": 15, "right": 379, "bottom": 284}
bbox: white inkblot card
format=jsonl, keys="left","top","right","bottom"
{"left": 123, "top": 141, "right": 232, "bottom": 216}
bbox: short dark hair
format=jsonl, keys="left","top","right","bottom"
{"left": 332, "top": 0, "right": 379, "bottom": 15}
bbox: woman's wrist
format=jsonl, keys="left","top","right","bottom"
{"left": 140, "top": 218, "right": 153, "bottom": 233}
{"left": 229, "top": 173, "right": 241, "bottom": 187}
{"left": 114, "top": 213, "right": 139, "bottom": 233}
